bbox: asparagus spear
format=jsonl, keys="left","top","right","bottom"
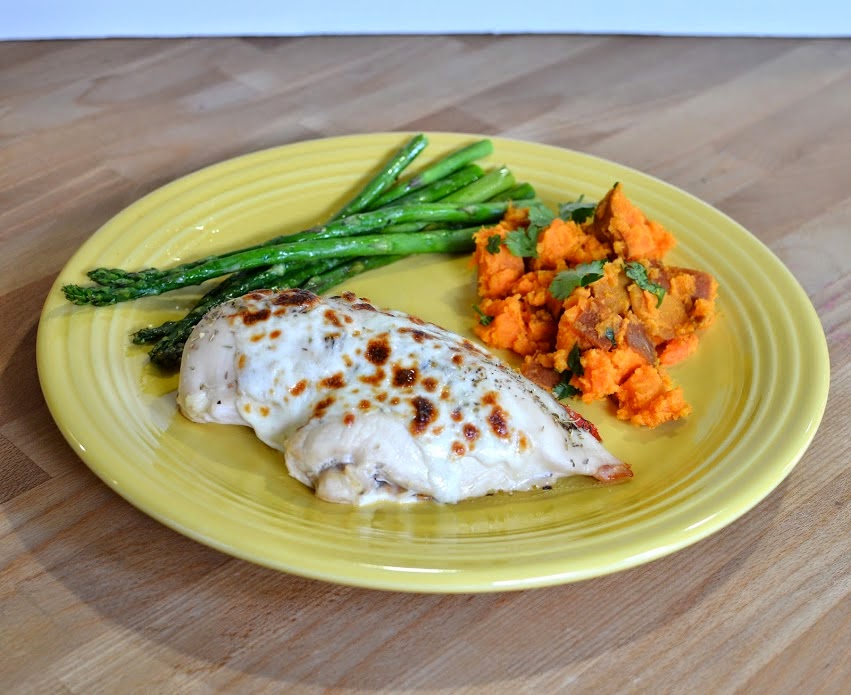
{"left": 299, "top": 255, "right": 403, "bottom": 295}
{"left": 488, "top": 182, "right": 537, "bottom": 202}
{"left": 95, "top": 165, "right": 483, "bottom": 288}
{"left": 368, "top": 139, "right": 494, "bottom": 209}
{"left": 88, "top": 200, "right": 510, "bottom": 287}
{"left": 64, "top": 227, "right": 479, "bottom": 306}
{"left": 379, "top": 166, "right": 517, "bottom": 235}
{"left": 441, "top": 165, "right": 514, "bottom": 203}
{"left": 389, "top": 164, "right": 483, "bottom": 205}
{"left": 330, "top": 133, "right": 428, "bottom": 220}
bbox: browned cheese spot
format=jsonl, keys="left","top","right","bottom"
{"left": 392, "top": 366, "right": 418, "bottom": 388}
{"left": 343, "top": 413, "right": 355, "bottom": 426}
{"left": 441, "top": 387, "right": 451, "bottom": 400}
{"left": 246, "top": 290, "right": 272, "bottom": 301}
{"left": 452, "top": 353, "right": 464, "bottom": 366}
{"left": 399, "top": 327, "right": 431, "bottom": 343}
{"left": 488, "top": 406, "right": 510, "bottom": 439}
{"left": 243, "top": 403, "right": 252, "bottom": 413}
{"left": 450, "top": 408, "right": 463, "bottom": 422}
{"left": 313, "top": 396, "right": 335, "bottom": 418}
{"left": 289, "top": 379, "right": 308, "bottom": 396}
{"left": 482, "top": 391, "right": 498, "bottom": 406}
{"left": 359, "top": 368, "right": 386, "bottom": 386}
{"left": 320, "top": 372, "right": 346, "bottom": 389}
{"left": 409, "top": 315, "right": 426, "bottom": 326}
{"left": 518, "top": 432, "right": 530, "bottom": 452}
{"left": 352, "top": 302, "right": 376, "bottom": 311}
{"left": 269, "top": 329, "right": 281, "bottom": 339}
{"left": 390, "top": 396, "right": 400, "bottom": 406}
{"left": 240, "top": 308, "right": 270, "bottom": 326}
{"left": 463, "top": 423, "right": 480, "bottom": 442}
{"left": 359, "top": 399, "right": 371, "bottom": 410}
{"left": 343, "top": 354, "right": 353, "bottom": 367}
{"left": 452, "top": 442, "right": 466, "bottom": 457}
{"left": 272, "top": 288, "right": 319, "bottom": 307}
{"left": 422, "top": 377, "right": 438, "bottom": 392}
{"left": 343, "top": 315, "right": 353, "bottom": 324}
{"left": 324, "top": 309, "right": 342, "bottom": 327}
{"left": 410, "top": 396, "right": 437, "bottom": 435}
{"left": 237, "top": 354, "right": 247, "bottom": 370}
{"left": 259, "top": 406, "right": 270, "bottom": 417}
{"left": 432, "top": 426, "right": 444, "bottom": 436}
{"left": 366, "top": 337, "right": 391, "bottom": 365}
{"left": 341, "top": 291, "right": 357, "bottom": 302}
{"left": 376, "top": 393, "right": 388, "bottom": 402}
{"left": 250, "top": 333, "right": 265, "bottom": 342}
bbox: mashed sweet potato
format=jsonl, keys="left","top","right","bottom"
{"left": 472, "top": 183, "right": 718, "bottom": 428}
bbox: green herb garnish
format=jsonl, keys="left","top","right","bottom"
{"left": 485, "top": 234, "right": 502, "bottom": 254}
{"left": 553, "top": 371, "right": 580, "bottom": 399}
{"left": 625, "top": 261, "right": 666, "bottom": 308}
{"left": 527, "top": 203, "right": 556, "bottom": 228}
{"left": 505, "top": 225, "right": 541, "bottom": 258}
{"left": 473, "top": 304, "right": 493, "bottom": 326}
{"left": 548, "top": 260, "right": 607, "bottom": 300}
{"left": 552, "top": 344, "right": 585, "bottom": 399}
{"left": 566, "top": 343, "right": 584, "bottom": 376}
{"left": 558, "top": 195, "right": 597, "bottom": 223}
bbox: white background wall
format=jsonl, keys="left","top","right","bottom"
{"left": 2, "top": 0, "right": 850, "bottom": 40}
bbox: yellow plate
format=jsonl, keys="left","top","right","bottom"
{"left": 37, "top": 133, "right": 830, "bottom": 592}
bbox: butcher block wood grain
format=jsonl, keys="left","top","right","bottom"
{"left": 1, "top": 35, "right": 849, "bottom": 693}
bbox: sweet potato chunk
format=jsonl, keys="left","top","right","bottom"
{"left": 615, "top": 365, "right": 692, "bottom": 428}
{"left": 475, "top": 295, "right": 557, "bottom": 356}
{"left": 532, "top": 218, "right": 610, "bottom": 270}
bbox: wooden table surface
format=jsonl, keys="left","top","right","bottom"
{"left": 1, "top": 35, "right": 849, "bottom": 693}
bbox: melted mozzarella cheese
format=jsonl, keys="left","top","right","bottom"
{"left": 178, "top": 289, "right": 631, "bottom": 504}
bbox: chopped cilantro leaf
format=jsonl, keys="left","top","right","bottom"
{"left": 548, "top": 260, "right": 607, "bottom": 300}
{"left": 558, "top": 195, "right": 597, "bottom": 224}
{"left": 625, "top": 261, "right": 666, "bottom": 308}
{"left": 567, "top": 344, "right": 584, "bottom": 376}
{"left": 527, "top": 203, "right": 556, "bottom": 228}
{"left": 505, "top": 225, "right": 541, "bottom": 258}
{"left": 485, "top": 234, "right": 502, "bottom": 254}
{"left": 553, "top": 371, "right": 580, "bottom": 399}
{"left": 472, "top": 304, "right": 493, "bottom": 326}
{"left": 552, "top": 345, "right": 585, "bottom": 399}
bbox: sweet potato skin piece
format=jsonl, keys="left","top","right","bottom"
{"left": 629, "top": 263, "right": 719, "bottom": 344}
{"left": 592, "top": 183, "right": 676, "bottom": 260}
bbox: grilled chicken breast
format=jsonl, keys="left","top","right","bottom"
{"left": 177, "top": 289, "right": 631, "bottom": 504}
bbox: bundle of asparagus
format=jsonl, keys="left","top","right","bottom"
{"left": 63, "top": 134, "right": 539, "bottom": 368}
